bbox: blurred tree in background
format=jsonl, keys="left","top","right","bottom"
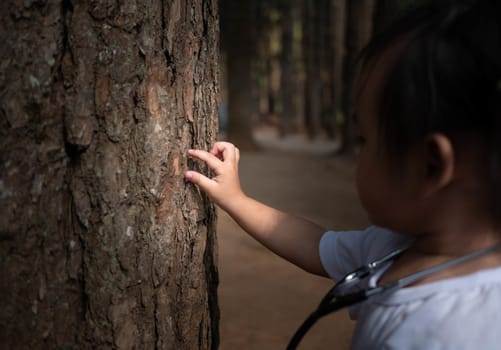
{"left": 220, "top": 0, "right": 257, "bottom": 149}
{"left": 220, "top": 0, "right": 423, "bottom": 153}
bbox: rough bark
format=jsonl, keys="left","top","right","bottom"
{"left": 0, "top": 0, "right": 219, "bottom": 349}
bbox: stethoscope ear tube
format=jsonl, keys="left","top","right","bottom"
{"left": 286, "top": 289, "right": 369, "bottom": 350}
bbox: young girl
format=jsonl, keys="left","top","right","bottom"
{"left": 185, "top": 0, "right": 501, "bottom": 348}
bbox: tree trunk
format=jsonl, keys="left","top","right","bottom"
{"left": 0, "top": 0, "right": 219, "bottom": 349}
{"left": 374, "top": 0, "right": 419, "bottom": 34}
{"left": 330, "top": 0, "right": 347, "bottom": 140}
{"left": 373, "top": 0, "right": 401, "bottom": 33}
{"left": 267, "top": 34, "right": 281, "bottom": 120}
{"left": 279, "top": 1, "right": 295, "bottom": 137}
{"left": 339, "top": 0, "right": 375, "bottom": 154}
{"left": 302, "top": 0, "right": 322, "bottom": 139}
{"left": 221, "top": 0, "right": 257, "bottom": 150}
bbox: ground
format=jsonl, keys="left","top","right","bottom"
{"left": 217, "top": 128, "right": 370, "bottom": 349}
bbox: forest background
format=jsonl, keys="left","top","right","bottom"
{"left": 1, "top": 0, "right": 423, "bottom": 349}
{"left": 220, "top": 0, "right": 420, "bottom": 153}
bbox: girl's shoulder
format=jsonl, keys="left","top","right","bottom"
{"left": 319, "top": 226, "right": 410, "bottom": 280}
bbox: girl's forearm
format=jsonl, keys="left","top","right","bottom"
{"left": 223, "top": 194, "right": 328, "bottom": 276}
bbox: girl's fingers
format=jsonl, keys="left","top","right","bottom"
{"left": 211, "top": 142, "right": 238, "bottom": 162}
{"left": 187, "top": 142, "right": 238, "bottom": 182}
{"left": 188, "top": 149, "right": 222, "bottom": 171}
{"left": 184, "top": 170, "right": 215, "bottom": 192}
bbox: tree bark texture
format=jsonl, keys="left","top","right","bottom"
{"left": 0, "top": 0, "right": 219, "bottom": 349}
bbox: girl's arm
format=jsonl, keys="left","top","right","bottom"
{"left": 184, "top": 142, "right": 328, "bottom": 276}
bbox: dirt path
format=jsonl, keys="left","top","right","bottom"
{"left": 217, "top": 147, "right": 369, "bottom": 349}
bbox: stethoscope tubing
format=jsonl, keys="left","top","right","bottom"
{"left": 286, "top": 242, "right": 501, "bottom": 350}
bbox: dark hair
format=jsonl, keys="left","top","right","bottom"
{"left": 360, "top": 0, "right": 501, "bottom": 216}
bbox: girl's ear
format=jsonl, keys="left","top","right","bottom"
{"left": 421, "top": 133, "right": 455, "bottom": 197}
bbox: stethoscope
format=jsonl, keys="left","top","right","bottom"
{"left": 286, "top": 242, "right": 501, "bottom": 350}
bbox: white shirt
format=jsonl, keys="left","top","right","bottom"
{"left": 319, "top": 226, "right": 501, "bottom": 350}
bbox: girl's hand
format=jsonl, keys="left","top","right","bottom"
{"left": 186, "top": 141, "right": 327, "bottom": 276}
{"left": 184, "top": 142, "right": 244, "bottom": 211}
